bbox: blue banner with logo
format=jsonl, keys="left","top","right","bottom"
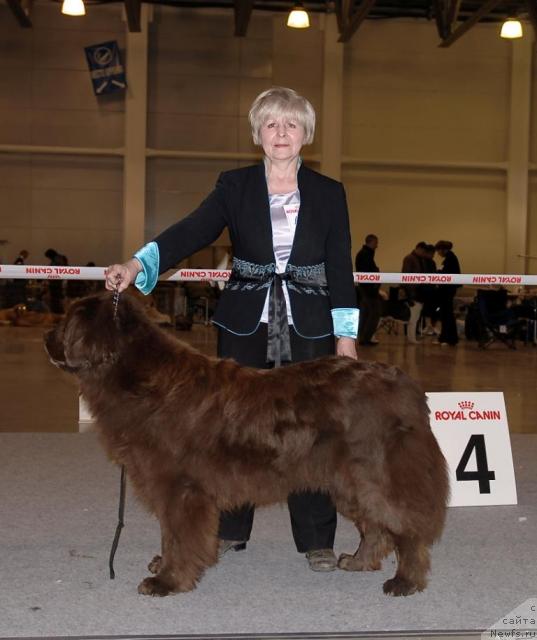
{"left": 84, "top": 41, "right": 127, "bottom": 96}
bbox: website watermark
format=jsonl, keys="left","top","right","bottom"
{"left": 482, "top": 599, "right": 537, "bottom": 640}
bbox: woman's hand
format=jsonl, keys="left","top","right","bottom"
{"left": 336, "top": 336, "right": 358, "bottom": 360}
{"left": 104, "top": 258, "right": 142, "bottom": 292}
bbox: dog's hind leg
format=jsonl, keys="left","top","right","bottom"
{"left": 147, "top": 528, "right": 168, "bottom": 575}
{"left": 338, "top": 521, "right": 394, "bottom": 572}
{"left": 138, "top": 481, "right": 219, "bottom": 597}
{"left": 383, "top": 535, "right": 430, "bottom": 597}
{"left": 147, "top": 528, "right": 167, "bottom": 574}
{"left": 147, "top": 554, "right": 161, "bottom": 574}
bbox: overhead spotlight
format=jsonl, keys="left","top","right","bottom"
{"left": 61, "top": 0, "right": 86, "bottom": 16}
{"left": 287, "top": 2, "right": 310, "bottom": 29}
{"left": 500, "top": 18, "right": 523, "bottom": 39}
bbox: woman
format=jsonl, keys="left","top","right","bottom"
{"left": 421, "top": 243, "right": 439, "bottom": 336}
{"left": 105, "top": 87, "right": 359, "bottom": 572}
{"left": 434, "top": 240, "right": 461, "bottom": 346}
{"left": 45, "top": 248, "right": 68, "bottom": 313}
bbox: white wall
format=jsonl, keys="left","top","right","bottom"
{"left": 344, "top": 169, "right": 506, "bottom": 274}
{"left": 342, "top": 20, "right": 511, "bottom": 274}
{"left": 0, "top": 3, "right": 534, "bottom": 274}
{"left": 526, "top": 39, "right": 537, "bottom": 272}
{"left": 0, "top": 3, "right": 124, "bottom": 265}
{"left": 145, "top": 7, "right": 324, "bottom": 260}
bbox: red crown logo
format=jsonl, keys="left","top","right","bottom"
{"left": 458, "top": 401, "right": 474, "bottom": 410}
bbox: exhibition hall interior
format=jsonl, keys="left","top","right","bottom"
{"left": 1, "top": 0, "right": 536, "bottom": 639}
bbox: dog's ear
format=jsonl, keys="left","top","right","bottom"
{"left": 63, "top": 292, "right": 150, "bottom": 369}
{"left": 63, "top": 294, "right": 121, "bottom": 369}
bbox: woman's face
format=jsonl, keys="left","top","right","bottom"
{"left": 259, "top": 114, "right": 305, "bottom": 163}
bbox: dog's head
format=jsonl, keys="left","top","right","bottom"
{"left": 44, "top": 292, "right": 147, "bottom": 374}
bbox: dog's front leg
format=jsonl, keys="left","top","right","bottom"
{"left": 138, "top": 483, "right": 219, "bottom": 597}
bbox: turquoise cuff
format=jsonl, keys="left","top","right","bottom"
{"left": 133, "top": 241, "right": 160, "bottom": 295}
{"left": 332, "top": 308, "right": 359, "bottom": 339}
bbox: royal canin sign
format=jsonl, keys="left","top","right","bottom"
{"left": 434, "top": 401, "right": 501, "bottom": 422}
{"left": 175, "top": 269, "right": 230, "bottom": 282}
{"left": 0, "top": 265, "right": 535, "bottom": 286}
{"left": 25, "top": 267, "right": 82, "bottom": 276}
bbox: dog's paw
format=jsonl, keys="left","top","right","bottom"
{"left": 147, "top": 555, "right": 162, "bottom": 574}
{"left": 337, "top": 553, "right": 357, "bottom": 570}
{"left": 137, "top": 576, "right": 172, "bottom": 597}
{"left": 383, "top": 576, "right": 423, "bottom": 597}
{"left": 338, "top": 553, "right": 381, "bottom": 572}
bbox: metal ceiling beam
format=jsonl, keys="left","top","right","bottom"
{"left": 338, "top": 0, "right": 354, "bottom": 32}
{"left": 233, "top": 0, "right": 254, "bottom": 36}
{"left": 433, "top": 0, "right": 462, "bottom": 39}
{"left": 446, "top": 0, "right": 461, "bottom": 31}
{"left": 333, "top": 0, "right": 344, "bottom": 33}
{"left": 526, "top": 0, "right": 537, "bottom": 39}
{"left": 338, "top": 0, "right": 377, "bottom": 43}
{"left": 6, "top": 0, "right": 32, "bottom": 27}
{"left": 124, "top": 0, "right": 142, "bottom": 32}
{"left": 439, "top": 0, "right": 502, "bottom": 47}
{"left": 432, "top": 0, "right": 448, "bottom": 39}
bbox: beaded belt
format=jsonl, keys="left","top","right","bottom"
{"left": 227, "top": 257, "right": 329, "bottom": 367}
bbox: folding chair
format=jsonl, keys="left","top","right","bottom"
{"left": 378, "top": 287, "right": 410, "bottom": 335}
{"left": 475, "top": 289, "right": 521, "bottom": 350}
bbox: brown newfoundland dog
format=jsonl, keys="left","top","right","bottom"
{"left": 45, "top": 292, "right": 449, "bottom": 598}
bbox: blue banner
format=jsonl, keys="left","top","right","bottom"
{"left": 84, "top": 41, "right": 127, "bottom": 96}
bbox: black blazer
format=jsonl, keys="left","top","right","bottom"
{"left": 439, "top": 250, "right": 462, "bottom": 294}
{"left": 153, "top": 163, "right": 357, "bottom": 337}
{"left": 355, "top": 244, "right": 380, "bottom": 297}
{"left": 440, "top": 251, "right": 461, "bottom": 275}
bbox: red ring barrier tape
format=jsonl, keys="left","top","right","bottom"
{"left": 0, "top": 265, "right": 535, "bottom": 286}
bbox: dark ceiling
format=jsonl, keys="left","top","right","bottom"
{"left": 6, "top": 0, "right": 537, "bottom": 45}
{"left": 143, "top": 0, "right": 530, "bottom": 21}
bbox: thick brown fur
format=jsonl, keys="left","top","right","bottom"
{"left": 45, "top": 292, "right": 449, "bottom": 597}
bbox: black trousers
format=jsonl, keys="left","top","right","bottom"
{"left": 217, "top": 323, "right": 337, "bottom": 553}
{"left": 358, "top": 293, "right": 381, "bottom": 343}
{"left": 48, "top": 281, "right": 64, "bottom": 314}
{"left": 438, "top": 289, "right": 458, "bottom": 345}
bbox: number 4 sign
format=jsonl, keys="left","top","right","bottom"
{"left": 428, "top": 392, "right": 517, "bottom": 507}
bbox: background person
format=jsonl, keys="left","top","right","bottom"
{"left": 5, "top": 249, "right": 29, "bottom": 307}
{"left": 14, "top": 249, "right": 29, "bottom": 266}
{"left": 355, "top": 234, "right": 381, "bottom": 346}
{"left": 421, "top": 243, "right": 439, "bottom": 336}
{"left": 44, "top": 248, "right": 68, "bottom": 314}
{"left": 401, "top": 241, "right": 427, "bottom": 344}
{"left": 66, "top": 262, "right": 100, "bottom": 299}
{"left": 435, "top": 240, "right": 461, "bottom": 346}
{"left": 104, "top": 86, "right": 358, "bottom": 573}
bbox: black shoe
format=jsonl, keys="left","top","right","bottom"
{"left": 305, "top": 548, "right": 337, "bottom": 572}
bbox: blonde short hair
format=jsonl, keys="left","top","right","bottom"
{"left": 249, "top": 87, "right": 316, "bottom": 145}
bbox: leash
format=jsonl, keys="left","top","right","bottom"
{"left": 112, "top": 287, "right": 120, "bottom": 321}
{"left": 109, "top": 464, "right": 126, "bottom": 579}
{"left": 109, "top": 285, "right": 127, "bottom": 580}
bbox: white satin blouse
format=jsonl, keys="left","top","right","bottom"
{"left": 259, "top": 188, "right": 300, "bottom": 325}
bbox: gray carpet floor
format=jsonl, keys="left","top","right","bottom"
{"left": 1, "top": 433, "right": 536, "bottom": 639}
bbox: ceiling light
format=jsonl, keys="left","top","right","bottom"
{"left": 287, "top": 2, "right": 310, "bottom": 29}
{"left": 61, "top": 0, "right": 86, "bottom": 16}
{"left": 500, "top": 18, "right": 523, "bottom": 39}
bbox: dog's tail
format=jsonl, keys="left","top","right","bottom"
{"left": 384, "top": 369, "right": 450, "bottom": 544}
{"left": 385, "top": 421, "right": 450, "bottom": 545}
